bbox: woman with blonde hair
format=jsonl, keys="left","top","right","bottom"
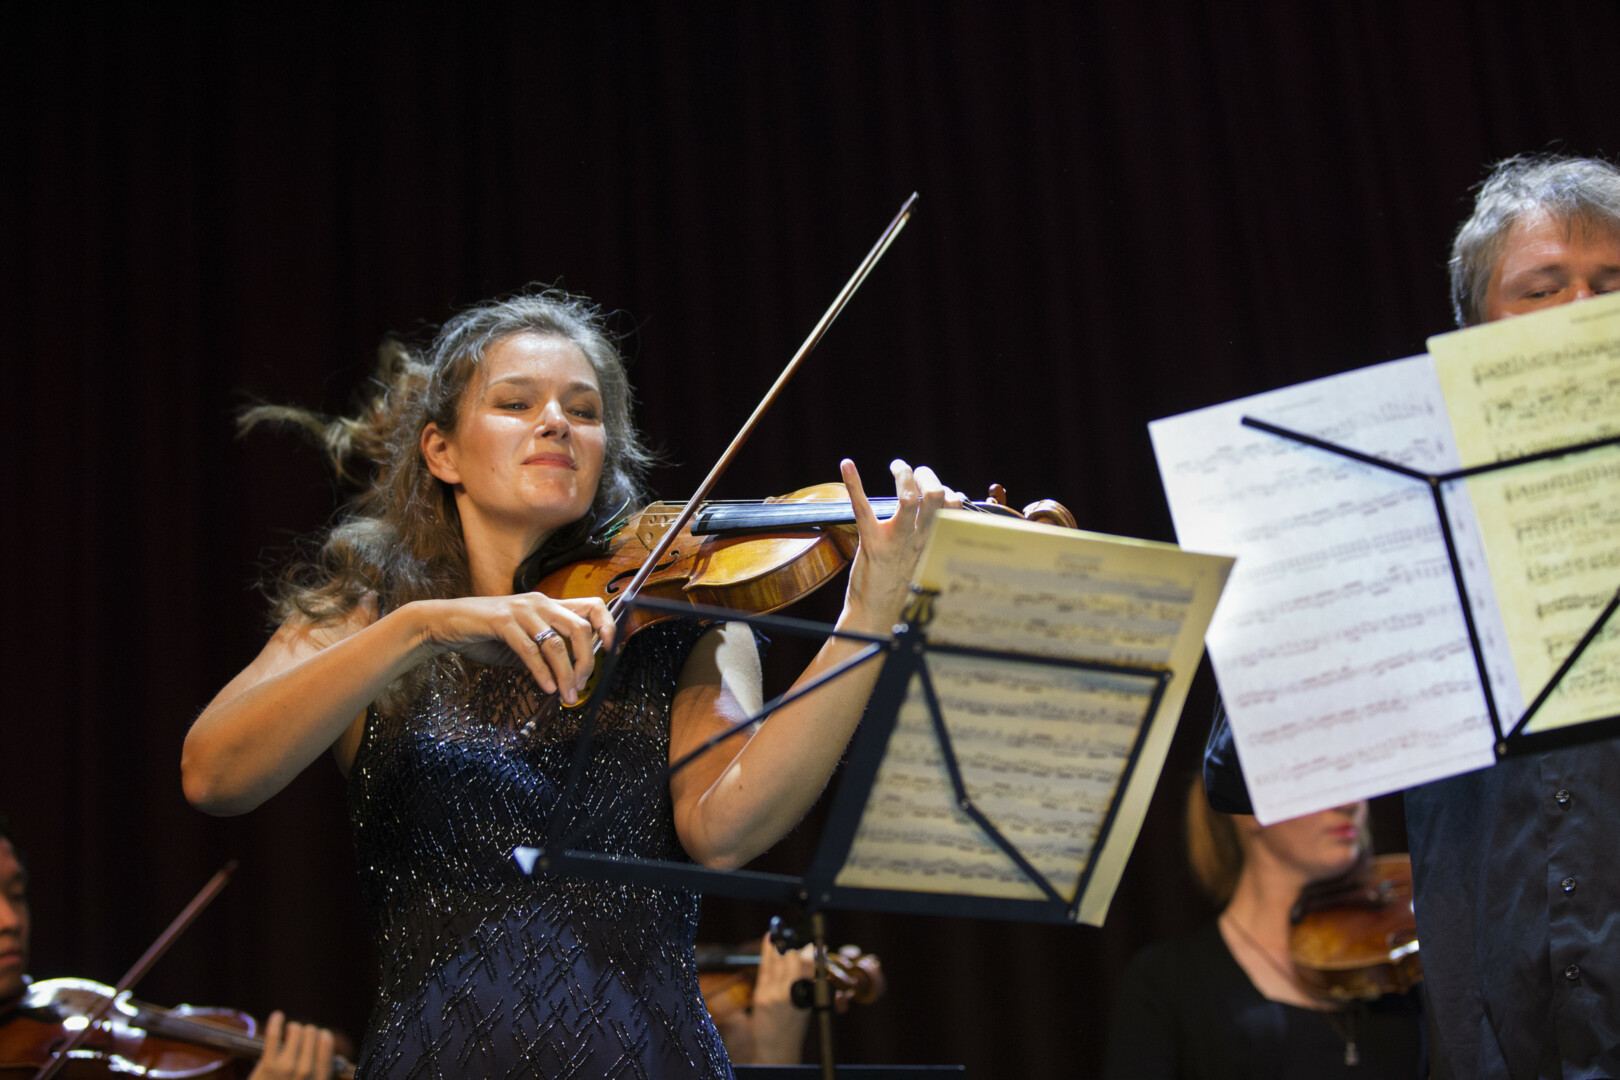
{"left": 181, "top": 290, "right": 959, "bottom": 1078}
{"left": 1101, "top": 775, "right": 1423, "bottom": 1079}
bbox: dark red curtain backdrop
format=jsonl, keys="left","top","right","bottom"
{"left": 3, "top": 3, "right": 1614, "bottom": 1074}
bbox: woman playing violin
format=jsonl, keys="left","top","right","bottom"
{"left": 180, "top": 291, "right": 957, "bottom": 1078}
{"left": 1100, "top": 777, "right": 1423, "bottom": 1080}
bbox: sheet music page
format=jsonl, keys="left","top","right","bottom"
{"left": 834, "top": 510, "right": 1231, "bottom": 926}
{"left": 1429, "top": 292, "right": 1620, "bottom": 732}
{"left": 1150, "top": 357, "right": 1503, "bottom": 823}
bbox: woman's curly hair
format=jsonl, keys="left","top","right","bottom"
{"left": 242, "top": 290, "right": 655, "bottom": 705}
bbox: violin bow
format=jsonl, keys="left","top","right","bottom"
{"left": 32, "top": 861, "right": 238, "bottom": 1080}
{"left": 605, "top": 192, "right": 918, "bottom": 622}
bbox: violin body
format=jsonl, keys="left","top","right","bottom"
{"left": 538, "top": 485, "right": 858, "bottom": 638}
{"left": 1, "top": 978, "right": 254, "bottom": 1078}
{"left": 1289, "top": 854, "right": 1421, "bottom": 1001}
{"left": 1, "top": 978, "right": 354, "bottom": 1080}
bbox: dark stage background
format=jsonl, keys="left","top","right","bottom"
{"left": 3, "top": 3, "right": 1615, "bottom": 1075}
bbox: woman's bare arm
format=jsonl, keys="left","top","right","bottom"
{"left": 182, "top": 593, "right": 614, "bottom": 816}
{"left": 669, "top": 459, "right": 953, "bottom": 868}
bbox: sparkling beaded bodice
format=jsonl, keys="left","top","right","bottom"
{"left": 347, "top": 620, "right": 732, "bottom": 1079}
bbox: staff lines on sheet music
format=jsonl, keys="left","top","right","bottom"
{"left": 1555, "top": 660, "right": 1620, "bottom": 700}
{"left": 841, "top": 851, "right": 1047, "bottom": 887}
{"left": 880, "top": 741, "right": 1132, "bottom": 780}
{"left": 1225, "top": 604, "right": 1460, "bottom": 668}
{"left": 1469, "top": 338, "right": 1620, "bottom": 388}
{"left": 933, "top": 602, "right": 1185, "bottom": 640}
{"left": 1237, "top": 680, "right": 1483, "bottom": 748}
{"left": 920, "top": 660, "right": 1157, "bottom": 700}
{"left": 1537, "top": 589, "right": 1620, "bottom": 620}
{"left": 930, "top": 678, "right": 1150, "bottom": 710}
{"left": 850, "top": 817, "right": 1098, "bottom": 867}
{"left": 850, "top": 820, "right": 1094, "bottom": 862}
{"left": 1509, "top": 497, "right": 1619, "bottom": 545}
{"left": 917, "top": 694, "right": 1143, "bottom": 727}
{"left": 938, "top": 714, "right": 1144, "bottom": 746}
{"left": 868, "top": 780, "right": 1112, "bottom": 820}
{"left": 1171, "top": 404, "right": 1443, "bottom": 480}
{"left": 1240, "top": 680, "right": 1483, "bottom": 749}
{"left": 881, "top": 742, "right": 1134, "bottom": 779}
{"left": 1212, "top": 461, "right": 1361, "bottom": 502}
{"left": 1524, "top": 546, "right": 1620, "bottom": 586}
{"left": 864, "top": 765, "right": 1125, "bottom": 805}
{"left": 1478, "top": 375, "right": 1620, "bottom": 442}
{"left": 940, "top": 558, "right": 1198, "bottom": 605}
{"left": 1230, "top": 639, "right": 1472, "bottom": 710}
{"left": 848, "top": 823, "right": 1009, "bottom": 858}
{"left": 1229, "top": 564, "right": 1453, "bottom": 626}
{"left": 938, "top": 593, "right": 1193, "bottom": 629}
{"left": 1497, "top": 454, "right": 1620, "bottom": 504}
{"left": 855, "top": 836, "right": 1092, "bottom": 871}
{"left": 1229, "top": 488, "right": 1431, "bottom": 545}
{"left": 1542, "top": 621, "right": 1620, "bottom": 660}
{"left": 1242, "top": 524, "right": 1442, "bottom": 585}
{"left": 1253, "top": 714, "right": 1498, "bottom": 792}
{"left": 1209, "top": 456, "right": 1443, "bottom": 511}
{"left": 931, "top": 623, "right": 1180, "bottom": 658}
{"left": 928, "top": 712, "right": 1141, "bottom": 757}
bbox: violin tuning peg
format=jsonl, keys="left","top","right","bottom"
{"left": 767, "top": 914, "right": 802, "bottom": 953}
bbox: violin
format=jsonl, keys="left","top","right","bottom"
{"left": 0, "top": 977, "right": 353, "bottom": 1080}
{"left": 1288, "top": 854, "right": 1421, "bottom": 1001}
{"left": 0, "top": 978, "right": 354, "bottom": 1080}
{"left": 695, "top": 943, "right": 886, "bottom": 1025}
{"left": 534, "top": 483, "right": 1077, "bottom": 641}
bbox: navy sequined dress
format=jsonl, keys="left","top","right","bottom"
{"left": 347, "top": 620, "right": 734, "bottom": 1079}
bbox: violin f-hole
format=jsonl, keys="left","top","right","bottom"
{"left": 605, "top": 550, "right": 682, "bottom": 595}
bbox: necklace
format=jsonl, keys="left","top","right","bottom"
{"left": 1220, "top": 912, "right": 1359, "bottom": 1066}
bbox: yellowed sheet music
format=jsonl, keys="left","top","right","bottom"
{"left": 1429, "top": 293, "right": 1620, "bottom": 731}
{"left": 833, "top": 510, "right": 1231, "bottom": 926}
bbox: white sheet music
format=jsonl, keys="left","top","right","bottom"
{"left": 1150, "top": 357, "right": 1505, "bottom": 822}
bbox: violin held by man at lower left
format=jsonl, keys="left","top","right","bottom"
{"left": 0, "top": 977, "right": 354, "bottom": 1080}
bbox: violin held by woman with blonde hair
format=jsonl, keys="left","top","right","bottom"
{"left": 181, "top": 290, "right": 961, "bottom": 1079}
{"left": 1100, "top": 775, "right": 1424, "bottom": 1080}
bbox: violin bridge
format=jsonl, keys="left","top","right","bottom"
{"left": 635, "top": 503, "right": 682, "bottom": 550}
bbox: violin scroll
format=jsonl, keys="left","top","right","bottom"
{"left": 985, "top": 484, "right": 1077, "bottom": 529}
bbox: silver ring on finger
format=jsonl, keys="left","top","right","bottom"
{"left": 533, "top": 628, "right": 560, "bottom": 649}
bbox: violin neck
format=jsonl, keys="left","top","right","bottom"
{"left": 130, "top": 1002, "right": 355, "bottom": 1077}
{"left": 690, "top": 498, "right": 1007, "bottom": 537}
{"left": 129, "top": 1003, "right": 264, "bottom": 1056}
{"left": 693, "top": 947, "right": 761, "bottom": 970}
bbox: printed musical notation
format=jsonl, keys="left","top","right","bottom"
{"left": 1150, "top": 355, "right": 1507, "bottom": 822}
{"left": 1430, "top": 293, "right": 1620, "bottom": 731}
{"left": 1150, "top": 293, "right": 1620, "bottom": 821}
{"left": 834, "top": 511, "right": 1232, "bottom": 925}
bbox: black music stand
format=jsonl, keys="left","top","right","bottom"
{"left": 1241, "top": 415, "right": 1620, "bottom": 758}
{"left": 514, "top": 592, "right": 1176, "bottom": 1074}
